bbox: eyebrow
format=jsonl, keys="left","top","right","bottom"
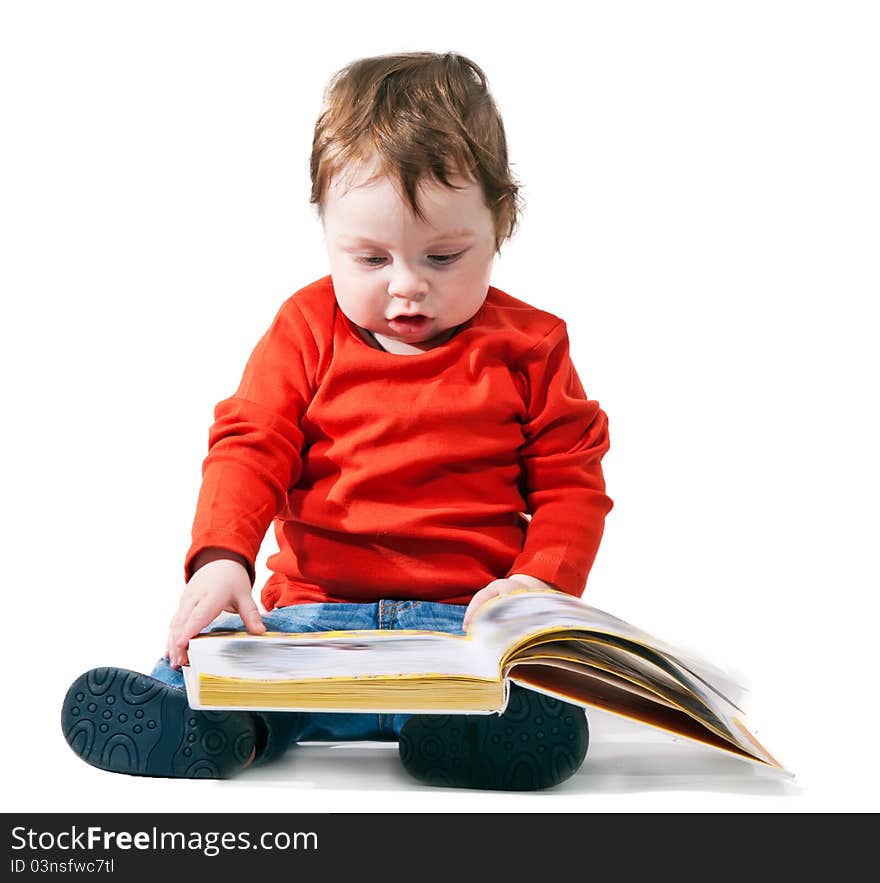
{"left": 338, "top": 229, "right": 476, "bottom": 247}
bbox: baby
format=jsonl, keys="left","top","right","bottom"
{"left": 62, "top": 51, "right": 613, "bottom": 791}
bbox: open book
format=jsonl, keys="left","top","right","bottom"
{"left": 182, "top": 589, "right": 780, "bottom": 768}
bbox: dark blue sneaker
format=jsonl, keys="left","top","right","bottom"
{"left": 61, "top": 667, "right": 257, "bottom": 778}
{"left": 398, "top": 683, "right": 589, "bottom": 790}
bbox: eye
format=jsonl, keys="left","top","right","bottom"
{"left": 429, "top": 251, "right": 464, "bottom": 265}
{"left": 354, "top": 251, "right": 465, "bottom": 268}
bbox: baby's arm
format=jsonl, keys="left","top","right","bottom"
{"left": 165, "top": 549, "right": 265, "bottom": 669}
{"left": 167, "top": 297, "right": 319, "bottom": 666}
{"left": 463, "top": 321, "right": 613, "bottom": 626}
{"left": 507, "top": 321, "right": 613, "bottom": 594}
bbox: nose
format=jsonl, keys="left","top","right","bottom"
{"left": 387, "top": 262, "right": 428, "bottom": 301}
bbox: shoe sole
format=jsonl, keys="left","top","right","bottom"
{"left": 398, "top": 684, "right": 589, "bottom": 791}
{"left": 61, "top": 667, "right": 256, "bottom": 778}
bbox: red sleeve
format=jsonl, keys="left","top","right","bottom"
{"left": 184, "top": 298, "right": 318, "bottom": 585}
{"left": 506, "top": 321, "right": 614, "bottom": 596}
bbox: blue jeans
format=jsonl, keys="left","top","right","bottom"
{"left": 150, "top": 600, "right": 467, "bottom": 764}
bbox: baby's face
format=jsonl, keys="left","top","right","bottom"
{"left": 322, "top": 160, "right": 497, "bottom": 354}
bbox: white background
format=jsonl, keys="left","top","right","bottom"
{"left": 1, "top": 0, "right": 877, "bottom": 813}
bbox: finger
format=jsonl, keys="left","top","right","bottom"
{"left": 167, "top": 592, "right": 201, "bottom": 660}
{"left": 177, "top": 600, "right": 220, "bottom": 649}
{"left": 465, "top": 582, "right": 510, "bottom": 624}
{"left": 166, "top": 612, "right": 181, "bottom": 664}
{"left": 238, "top": 598, "right": 266, "bottom": 635}
{"left": 462, "top": 594, "right": 481, "bottom": 628}
{"left": 166, "top": 622, "right": 183, "bottom": 667}
{"left": 462, "top": 603, "right": 475, "bottom": 630}
{"left": 463, "top": 588, "right": 492, "bottom": 629}
{"left": 170, "top": 601, "right": 218, "bottom": 666}
{"left": 170, "top": 588, "right": 200, "bottom": 631}
{"left": 167, "top": 636, "right": 184, "bottom": 669}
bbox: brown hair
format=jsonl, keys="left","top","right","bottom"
{"left": 310, "top": 51, "right": 522, "bottom": 253}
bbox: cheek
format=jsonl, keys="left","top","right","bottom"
{"left": 447, "top": 266, "right": 492, "bottom": 315}
{"left": 333, "top": 275, "right": 385, "bottom": 323}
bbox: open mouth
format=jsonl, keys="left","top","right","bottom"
{"left": 387, "top": 315, "right": 432, "bottom": 336}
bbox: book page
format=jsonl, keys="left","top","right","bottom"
{"left": 503, "top": 653, "right": 679, "bottom": 708}
{"left": 187, "top": 627, "right": 496, "bottom": 680}
{"left": 503, "top": 635, "right": 774, "bottom": 764}
{"left": 508, "top": 641, "right": 685, "bottom": 709}
{"left": 508, "top": 637, "right": 736, "bottom": 740}
{"left": 471, "top": 589, "right": 745, "bottom": 705}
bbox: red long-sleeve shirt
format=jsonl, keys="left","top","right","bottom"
{"left": 185, "top": 275, "right": 613, "bottom": 609}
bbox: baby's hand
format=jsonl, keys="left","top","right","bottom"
{"left": 165, "top": 558, "right": 266, "bottom": 669}
{"left": 462, "top": 574, "right": 557, "bottom": 630}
